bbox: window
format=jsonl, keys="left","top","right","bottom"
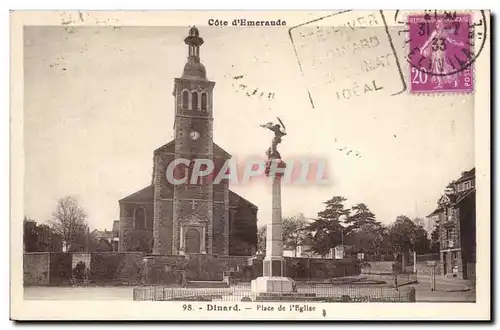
{"left": 464, "top": 181, "right": 470, "bottom": 190}
{"left": 472, "top": 179, "right": 476, "bottom": 187}
{"left": 457, "top": 183, "right": 463, "bottom": 192}
{"left": 134, "top": 207, "right": 146, "bottom": 230}
{"left": 192, "top": 92, "right": 199, "bottom": 110}
{"left": 182, "top": 91, "right": 189, "bottom": 110}
{"left": 201, "top": 92, "right": 208, "bottom": 110}
{"left": 452, "top": 251, "right": 458, "bottom": 260}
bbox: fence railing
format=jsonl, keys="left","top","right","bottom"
{"left": 133, "top": 284, "right": 416, "bottom": 302}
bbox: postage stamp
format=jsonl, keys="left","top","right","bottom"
{"left": 407, "top": 13, "right": 474, "bottom": 93}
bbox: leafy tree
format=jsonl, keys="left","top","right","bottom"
{"left": 306, "top": 196, "right": 349, "bottom": 256}
{"left": 49, "top": 196, "right": 89, "bottom": 252}
{"left": 282, "top": 213, "right": 309, "bottom": 254}
{"left": 344, "top": 203, "right": 378, "bottom": 233}
{"left": 413, "top": 225, "right": 431, "bottom": 254}
{"left": 23, "top": 217, "right": 39, "bottom": 252}
{"left": 342, "top": 203, "right": 386, "bottom": 255}
{"left": 389, "top": 215, "right": 430, "bottom": 254}
{"left": 389, "top": 215, "right": 416, "bottom": 253}
{"left": 24, "top": 217, "right": 64, "bottom": 252}
{"left": 430, "top": 227, "right": 440, "bottom": 253}
{"left": 345, "top": 223, "right": 386, "bottom": 255}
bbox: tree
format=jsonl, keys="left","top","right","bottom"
{"left": 23, "top": 217, "right": 38, "bottom": 252}
{"left": 344, "top": 203, "right": 378, "bottom": 233}
{"left": 49, "top": 196, "right": 88, "bottom": 252}
{"left": 257, "top": 225, "right": 266, "bottom": 255}
{"left": 282, "top": 213, "right": 309, "bottom": 254}
{"left": 345, "top": 223, "right": 386, "bottom": 255}
{"left": 389, "top": 215, "right": 430, "bottom": 254}
{"left": 24, "top": 217, "right": 64, "bottom": 252}
{"left": 413, "top": 225, "right": 431, "bottom": 254}
{"left": 430, "top": 227, "right": 440, "bottom": 253}
{"left": 342, "top": 203, "right": 385, "bottom": 255}
{"left": 389, "top": 215, "right": 416, "bottom": 253}
{"left": 306, "top": 196, "right": 349, "bottom": 256}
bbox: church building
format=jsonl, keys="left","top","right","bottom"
{"left": 118, "top": 27, "right": 258, "bottom": 256}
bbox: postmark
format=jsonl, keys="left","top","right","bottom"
{"left": 394, "top": 10, "right": 487, "bottom": 94}
{"left": 288, "top": 10, "right": 406, "bottom": 109}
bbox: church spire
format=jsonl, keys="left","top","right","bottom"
{"left": 182, "top": 26, "right": 207, "bottom": 80}
{"left": 185, "top": 26, "right": 203, "bottom": 58}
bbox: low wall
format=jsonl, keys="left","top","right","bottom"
{"left": 90, "top": 252, "right": 144, "bottom": 285}
{"left": 361, "top": 261, "right": 394, "bottom": 274}
{"left": 24, "top": 252, "right": 362, "bottom": 286}
{"left": 49, "top": 253, "right": 72, "bottom": 285}
{"left": 283, "top": 257, "right": 360, "bottom": 280}
{"left": 23, "top": 252, "right": 144, "bottom": 286}
{"left": 144, "top": 255, "right": 361, "bottom": 285}
{"left": 412, "top": 262, "right": 442, "bottom": 276}
{"left": 364, "top": 260, "right": 443, "bottom": 277}
{"left": 24, "top": 253, "right": 50, "bottom": 286}
{"left": 142, "top": 254, "right": 251, "bottom": 285}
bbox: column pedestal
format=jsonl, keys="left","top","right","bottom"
{"left": 263, "top": 256, "right": 284, "bottom": 277}
{"left": 251, "top": 275, "right": 295, "bottom": 293}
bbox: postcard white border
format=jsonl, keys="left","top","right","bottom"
{"left": 9, "top": 10, "right": 491, "bottom": 321}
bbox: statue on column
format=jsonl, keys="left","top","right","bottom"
{"left": 260, "top": 117, "right": 287, "bottom": 160}
{"left": 260, "top": 117, "right": 287, "bottom": 176}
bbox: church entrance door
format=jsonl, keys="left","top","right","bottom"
{"left": 185, "top": 228, "right": 201, "bottom": 254}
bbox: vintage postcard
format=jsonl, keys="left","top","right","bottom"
{"left": 11, "top": 10, "right": 491, "bottom": 320}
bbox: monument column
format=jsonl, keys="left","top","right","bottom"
{"left": 263, "top": 174, "right": 284, "bottom": 276}
{"left": 251, "top": 150, "right": 295, "bottom": 294}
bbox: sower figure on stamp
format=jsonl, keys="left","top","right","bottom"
{"left": 419, "top": 19, "right": 465, "bottom": 89}
{"left": 260, "top": 117, "right": 287, "bottom": 160}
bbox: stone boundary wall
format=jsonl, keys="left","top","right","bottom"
{"left": 23, "top": 253, "right": 50, "bottom": 286}
{"left": 24, "top": 253, "right": 361, "bottom": 286}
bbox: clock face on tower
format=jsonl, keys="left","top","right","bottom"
{"left": 190, "top": 131, "right": 200, "bottom": 140}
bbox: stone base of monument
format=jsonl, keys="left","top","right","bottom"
{"left": 250, "top": 277, "right": 319, "bottom": 301}
{"left": 251, "top": 276, "right": 295, "bottom": 293}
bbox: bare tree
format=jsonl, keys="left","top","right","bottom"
{"left": 49, "top": 196, "right": 88, "bottom": 252}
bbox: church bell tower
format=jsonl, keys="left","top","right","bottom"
{"left": 171, "top": 27, "right": 216, "bottom": 254}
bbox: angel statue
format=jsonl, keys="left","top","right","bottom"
{"left": 260, "top": 117, "right": 287, "bottom": 160}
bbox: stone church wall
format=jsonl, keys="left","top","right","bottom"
{"left": 212, "top": 202, "right": 227, "bottom": 255}
{"left": 153, "top": 199, "right": 174, "bottom": 254}
{"left": 229, "top": 206, "right": 258, "bottom": 256}
{"left": 119, "top": 202, "right": 154, "bottom": 252}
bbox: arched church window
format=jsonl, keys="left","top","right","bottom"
{"left": 182, "top": 91, "right": 189, "bottom": 110}
{"left": 201, "top": 92, "right": 208, "bottom": 111}
{"left": 192, "top": 92, "right": 199, "bottom": 110}
{"left": 134, "top": 207, "right": 146, "bottom": 230}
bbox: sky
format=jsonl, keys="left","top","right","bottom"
{"left": 23, "top": 24, "right": 474, "bottom": 231}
